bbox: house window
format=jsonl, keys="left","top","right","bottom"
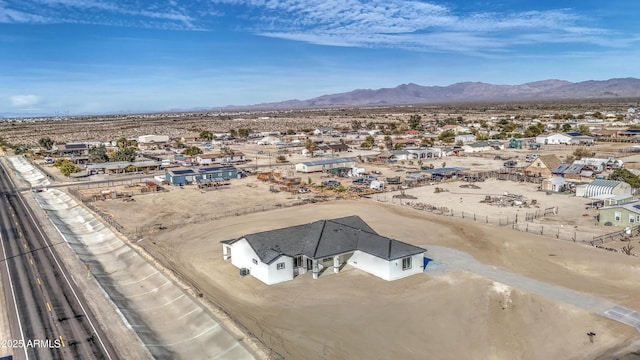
{"left": 294, "top": 256, "right": 302, "bottom": 267}
{"left": 252, "top": 258, "right": 258, "bottom": 265}
{"left": 277, "top": 262, "right": 285, "bottom": 270}
{"left": 615, "top": 212, "right": 621, "bottom": 221}
{"left": 402, "top": 257, "right": 412, "bottom": 270}
{"left": 630, "top": 215, "right": 635, "bottom": 223}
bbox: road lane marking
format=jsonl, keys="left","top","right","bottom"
{"left": 37, "top": 277, "right": 41, "bottom": 285}
{"left": 46, "top": 302, "right": 51, "bottom": 312}
{"left": 59, "top": 335, "right": 65, "bottom": 347}
{"left": 29, "top": 257, "right": 33, "bottom": 265}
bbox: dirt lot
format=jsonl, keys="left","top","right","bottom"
{"left": 90, "top": 174, "right": 640, "bottom": 360}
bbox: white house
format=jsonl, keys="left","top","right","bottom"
{"left": 295, "top": 157, "right": 356, "bottom": 173}
{"left": 195, "top": 152, "right": 246, "bottom": 166}
{"left": 221, "top": 216, "right": 426, "bottom": 285}
{"left": 454, "top": 134, "right": 476, "bottom": 144}
{"left": 256, "top": 136, "right": 280, "bottom": 145}
{"left": 138, "top": 134, "right": 169, "bottom": 148}
{"left": 535, "top": 133, "right": 573, "bottom": 145}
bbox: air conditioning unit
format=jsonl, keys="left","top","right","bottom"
{"left": 240, "top": 268, "right": 250, "bottom": 277}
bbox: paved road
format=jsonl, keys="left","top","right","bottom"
{"left": 423, "top": 245, "right": 640, "bottom": 332}
{"left": 0, "top": 163, "right": 118, "bottom": 360}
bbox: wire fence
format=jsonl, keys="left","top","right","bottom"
{"left": 387, "top": 197, "right": 606, "bottom": 243}
{"left": 66, "top": 185, "right": 327, "bottom": 237}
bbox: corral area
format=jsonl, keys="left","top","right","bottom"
{"left": 88, "top": 175, "right": 640, "bottom": 360}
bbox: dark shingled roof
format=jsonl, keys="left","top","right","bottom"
{"left": 222, "top": 215, "right": 424, "bottom": 264}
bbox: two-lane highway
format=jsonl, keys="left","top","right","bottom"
{"left": 0, "top": 162, "right": 118, "bottom": 360}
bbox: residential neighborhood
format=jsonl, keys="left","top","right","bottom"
{"left": 3, "top": 103, "right": 640, "bottom": 360}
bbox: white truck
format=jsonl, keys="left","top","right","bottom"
{"left": 370, "top": 180, "right": 385, "bottom": 191}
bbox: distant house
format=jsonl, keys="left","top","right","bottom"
{"left": 388, "top": 150, "right": 415, "bottom": 162}
{"left": 462, "top": 141, "right": 504, "bottom": 153}
{"left": 565, "top": 132, "right": 595, "bottom": 145}
{"left": 55, "top": 143, "right": 89, "bottom": 157}
{"left": 195, "top": 152, "right": 246, "bottom": 166}
{"left": 221, "top": 216, "right": 426, "bottom": 285}
{"left": 535, "top": 133, "right": 573, "bottom": 145}
{"left": 552, "top": 163, "right": 590, "bottom": 181}
{"left": 440, "top": 124, "right": 468, "bottom": 134}
{"left": 598, "top": 200, "right": 640, "bottom": 227}
{"left": 165, "top": 166, "right": 238, "bottom": 185}
{"left": 295, "top": 157, "right": 356, "bottom": 174}
{"left": 313, "top": 128, "right": 334, "bottom": 136}
{"left": 524, "top": 154, "right": 562, "bottom": 177}
{"left": 138, "top": 134, "right": 170, "bottom": 150}
{"left": 256, "top": 136, "right": 281, "bottom": 145}
{"left": 406, "top": 147, "right": 443, "bottom": 159}
{"left": 454, "top": 134, "right": 476, "bottom": 144}
{"left": 180, "top": 133, "right": 201, "bottom": 143}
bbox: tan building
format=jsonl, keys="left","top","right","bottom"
{"left": 524, "top": 154, "right": 562, "bottom": 178}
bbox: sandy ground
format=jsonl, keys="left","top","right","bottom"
{"left": 90, "top": 176, "right": 640, "bottom": 359}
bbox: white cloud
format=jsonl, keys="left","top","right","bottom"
{"left": 10, "top": 95, "right": 40, "bottom": 107}
{"left": 211, "top": 0, "right": 613, "bottom": 53}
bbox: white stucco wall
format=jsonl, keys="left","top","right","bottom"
{"left": 387, "top": 253, "right": 424, "bottom": 281}
{"left": 348, "top": 251, "right": 424, "bottom": 281}
{"left": 224, "top": 239, "right": 294, "bottom": 285}
{"left": 348, "top": 251, "right": 390, "bottom": 280}
{"left": 266, "top": 257, "right": 294, "bottom": 285}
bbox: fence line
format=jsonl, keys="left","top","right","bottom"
{"left": 66, "top": 186, "right": 327, "bottom": 237}
{"left": 389, "top": 197, "right": 599, "bottom": 243}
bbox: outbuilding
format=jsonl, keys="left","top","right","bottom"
{"left": 575, "top": 179, "right": 632, "bottom": 198}
{"left": 166, "top": 169, "right": 199, "bottom": 186}
{"left": 295, "top": 157, "right": 356, "bottom": 174}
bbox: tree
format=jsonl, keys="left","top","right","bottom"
{"left": 57, "top": 159, "right": 80, "bottom": 177}
{"left": 351, "top": 120, "right": 362, "bottom": 131}
{"left": 304, "top": 139, "right": 317, "bottom": 155}
{"left": 111, "top": 147, "right": 136, "bottom": 162}
{"left": 561, "top": 123, "right": 572, "bottom": 132}
{"left": 237, "top": 128, "right": 251, "bottom": 138}
{"left": 578, "top": 124, "right": 591, "bottom": 135}
{"left": 408, "top": 115, "right": 422, "bottom": 130}
{"left": 116, "top": 137, "right": 128, "bottom": 149}
{"left": 276, "top": 155, "right": 287, "bottom": 163}
{"left": 438, "top": 130, "right": 455, "bottom": 143}
{"left": 360, "top": 135, "right": 375, "bottom": 148}
{"left": 572, "top": 147, "right": 594, "bottom": 160}
{"left": 384, "top": 135, "right": 393, "bottom": 149}
{"left": 182, "top": 146, "right": 203, "bottom": 156}
{"left": 88, "top": 145, "right": 109, "bottom": 163}
{"left": 199, "top": 130, "right": 213, "bottom": 141}
{"left": 609, "top": 168, "right": 640, "bottom": 188}
{"left": 39, "top": 137, "right": 53, "bottom": 150}
{"left": 228, "top": 129, "right": 238, "bottom": 138}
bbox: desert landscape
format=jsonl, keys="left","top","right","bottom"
{"left": 75, "top": 152, "right": 640, "bottom": 359}
{"left": 3, "top": 103, "right": 640, "bottom": 359}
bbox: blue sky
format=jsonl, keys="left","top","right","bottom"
{"left": 1, "top": 0, "right": 639, "bottom": 117}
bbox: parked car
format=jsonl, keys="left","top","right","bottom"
{"left": 503, "top": 160, "right": 518, "bottom": 168}
{"left": 352, "top": 178, "right": 369, "bottom": 185}
{"left": 322, "top": 180, "right": 341, "bottom": 187}
{"left": 298, "top": 187, "right": 310, "bottom": 193}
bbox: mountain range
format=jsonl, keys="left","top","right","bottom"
{"left": 224, "top": 77, "right": 640, "bottom": 110}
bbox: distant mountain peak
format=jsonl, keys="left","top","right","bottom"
{"left": 223, "top": 77, "right": 640, "bottom": 111}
